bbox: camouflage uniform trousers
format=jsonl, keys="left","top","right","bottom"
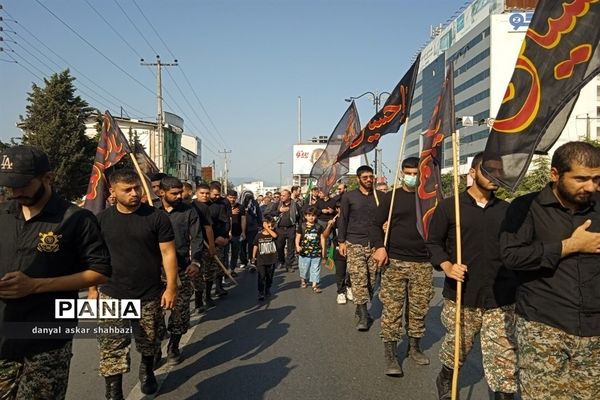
{"left": 0, "top": 341, "right": 72, "bottom": 400}
{"left": 379, "top": 260, "right": 433, "bottom": 342}
{"left": 167, "top": 270, "right": 194, "bottom": 335}
{"left": 439, "top": 299, "right": 517, "bottom": 393}
{"left": 192, "top": 252, "right": 218, "bottom": 288}
{"left": 157, "top": 269, "right": 195, "bottom": 340}
{"left": 97, "top": 292, "right": 161, "bottom": 377}
{"left": 346, "top": 242, "right": 378, "bottom": 305}
{"left": 516, "top": 317, "right": 600, "bottom": 400}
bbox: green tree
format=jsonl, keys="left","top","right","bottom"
{"left": 19, "top": 70, "right": 96, "bottom": 200}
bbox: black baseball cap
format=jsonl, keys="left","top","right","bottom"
{"left": 0, "top": 145, "right": 51, "bottom": 188}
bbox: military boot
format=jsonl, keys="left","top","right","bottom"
{"left": 139, "top": 355, "right": 158, "bottom": 395}
{"left": 407, "top": 336, "right": 430, "bottom": 365}
{"left": 356, "top": 304, "right": 370, "bottom": 331}
{"left": 383, "top": 341, "right": 403, "bottom": 376}
{"left": 436, "top": 365, "right": 454, "bottom": 400}
{"left": 204, "top": 281, "right": 216, "bottom": 308}
{"left": 104, "top": 374, "right": 124, "bottom": 400}
{"left": 166, "top": 334, "right": 182, "bottom": 366}
{"left": 214, "top": 277, "right": 228, "bottom": 297}
{"left": 194, "top": 291, "right": 205, "bottom": 314}
{"left": 494, "top": 392, "right": 514, "bottom": 400}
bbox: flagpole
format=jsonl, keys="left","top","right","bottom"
{"left": 450, "top": 129, "right": 463, "bottom": 400}
{"left": 384, "top": 116, "right": 410, "bottom": 247}
{"left": 129, "top": 153, "right": 154, "bottom": 207}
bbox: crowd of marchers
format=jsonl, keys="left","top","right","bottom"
{"left": 1, "top": 141, "right": 600, "bottom": 400}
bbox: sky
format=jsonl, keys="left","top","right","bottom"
{"left": 0, "top": 0, "right": 465, "bottom": 184}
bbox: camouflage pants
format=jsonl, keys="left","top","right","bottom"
{"left": 157, "top": 269, "right": 194, "bottom": 340}
{"left": 346, "top": 242, "right": 378, "bottom": 305}
{"left": 0, "top": 342, "right": 72, "bottom": 400}
{"left": 97, "top": 292, "right": 161, "bottom": 377}
{"left": 193, "top": 252, "right": 218, "bottom": 288}
{"left": 517, "top": 317, "right": 600, "bottom": 400}
{"left": 168, "top": 270, "right": 194, "bottom": 335}
{"left": 379, "top": 260, "right": 433, "bottom": 341}
{"left": 440, "top": 299, "right": 517, "bottom": 393}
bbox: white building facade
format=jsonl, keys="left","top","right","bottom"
{"left": 405, "top": 0, "right": 600, "bottom": 171}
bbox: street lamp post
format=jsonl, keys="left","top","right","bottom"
{"left": 277, "top": 161, "right": 285, "bottom": 189}
{"left": 345, "top": 91, "right": 391, "bottom": 176}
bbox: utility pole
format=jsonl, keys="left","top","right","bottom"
{"left": 277, "top": 161, "right": 285, "bottom": 188}
{"left": 219, "top": 149, "right": 232, "bottom": 192}
{"left": 140, "top": 55, "right": 178, "bottom": 171}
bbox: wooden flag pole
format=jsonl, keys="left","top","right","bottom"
{"left": 129, "top": 153, "right": 154, "bottom": 207}
{"left": 450, "top": 130, "right": 463, "bottom": 400}
{"left": 384, "top": 117, "right": 410, "bottom": 247}
{"left": 203, "top": 241, "right": 238, "bottom": 286}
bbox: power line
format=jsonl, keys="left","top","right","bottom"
{"left": 129, "top": 0, "right": 229, "bottom": 149}
{"left": 33, "top": 0, "right": 156, "bottom": 97}
{"left": 2, "top": 17, "right": 149, "bottom": 117}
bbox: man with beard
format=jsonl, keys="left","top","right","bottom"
{"left": 500, "top": 141, "right": 600, "bottom": 399}
{"left": 265, "top": 189, "right": 301, "bottom": 272}
{"left": 157, "top": 176, "right": 201, "bottom": 366}
{"left": 208, "top": 182, "right": 230, "bottom": 296}
{"left": 371, "top": 157, "right": 433, "bottom": 376}
{"left": 426, "top": 153, "right": 518, "bottom": 400}
{"left": 0, "top": 146, "right": 111, "bottom": 400}
{"left": 91, "top": 169, "right": 178, "bottom": 398}
{"left": 338, "top": 165, "right": 382, "bottom": 331}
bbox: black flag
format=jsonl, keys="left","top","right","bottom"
{"left": 482, "top": 0, "right": 600, "bottom": 190}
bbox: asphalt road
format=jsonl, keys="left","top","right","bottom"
{"left": 66, "top": 267, "right": 492, "bottom": 400}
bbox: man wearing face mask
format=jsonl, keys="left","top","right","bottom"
{"left": 371, "top": 157, "right": 433, "bottom": 377}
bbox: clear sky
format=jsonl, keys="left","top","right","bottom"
{"left": 0, "top": 0, "right": 464, "bottom": 184}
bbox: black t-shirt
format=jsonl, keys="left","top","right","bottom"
{"left": 316, "top": 197, "right": 337, "bottom": 222}
{"left": 0, "top": 193, "right": 111, "bottom": 360}
{"left": 370, "top": 188, "right": 429, "bottom": 262}
{"left": 209, "top": 198, "right": 230, "bottom": 239}
{"left": 193, "top": 201, "right": 213, "bottom": 240}
{"left": 253, "top": 232, "right": 278, "bottom": 266}
{"left": 229, "top": 202, "right": 245, "bottom": 237}
{"left": 98, "top": 203, "right": 174, "bottom": 300}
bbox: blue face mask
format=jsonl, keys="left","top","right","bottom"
{"left": 404, "top": 175, "right": 417, "bottom": 187}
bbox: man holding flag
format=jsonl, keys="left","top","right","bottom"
{"left": 426, "top": 153, "right": 518, "bottom": 400}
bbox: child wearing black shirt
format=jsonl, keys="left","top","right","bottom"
{"left": 252, "top": 217, "right": 278, "bottom": 300}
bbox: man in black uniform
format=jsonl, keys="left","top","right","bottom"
{"left": 209, "top": 182, "right": 230, "bottom": 295}
{"left": 91, "top": 169, "right": 178, "bottom": 398}
{"left": 192, "top": 183, "right": 217, "bottom": 311}
{"left": 157, "top": 176, "right": 202, "bottom": 366}
{"left": 0, "top": 146, "right": 111, "bottom": 400}
{"left": 371, "top": 157, "right": 433, "bottom": 376}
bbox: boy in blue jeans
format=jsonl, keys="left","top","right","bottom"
{"left": 295, "top": 207, "right": 327, "bottom": 293}
{"left": 251, "top": 217, "right": 278, "bottom": 301}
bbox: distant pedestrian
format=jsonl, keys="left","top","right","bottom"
{"left": 252, "top": 217, "right": 278, "bottom": 301}
{"left": 264, "top": 189, "right": 301, "bottom": 272}
{"left": 225, "top": 190, "right": 245, "bottom": 277}
{"left": 239, "top": 190, "right": 262, "bottom": 270}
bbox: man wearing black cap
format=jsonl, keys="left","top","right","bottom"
{"left": 0, "top": 145, "right": 111, "bottom": 399}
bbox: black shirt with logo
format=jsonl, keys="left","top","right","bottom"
{"left": 0, "top": 193, "right": 111, "bottom": 360}
{"left": 253, "top": 232, "right": 278, "bottom": 266}
{"left": 97, "top": 203, "right": 174, "bottom": 300}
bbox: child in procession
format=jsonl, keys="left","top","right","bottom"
{"left": 295, "top": 207, "right": 327, "bottom": 293}
{"left": 251, "top": 216, "right": 278, "bottom": 301}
